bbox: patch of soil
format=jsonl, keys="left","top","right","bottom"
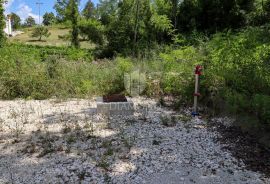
{"left": 208, "top": 121, "right": 270, "bottom": 177}
{"left": 103, "top": 94, "right": 127, "bottom": 103}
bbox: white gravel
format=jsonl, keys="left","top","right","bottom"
{"left": 0, "top": 97, "right": 269, "bottom": 184}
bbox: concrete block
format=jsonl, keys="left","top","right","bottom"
{"left": 96, "top": 97, "right": 134, "bottom": 116}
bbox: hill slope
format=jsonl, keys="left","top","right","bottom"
{"left": 9, "top": 26, "right": 95, "bottom": 49}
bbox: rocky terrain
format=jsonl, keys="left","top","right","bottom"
{"left": 0, "top": 97, "right": 269, "bottom": 184}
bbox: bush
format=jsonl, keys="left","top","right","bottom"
{"left": 202, "top": 27, "right": 270, "bottom": 129}
{"left": 252, "top": 94, "right": 270, "bottom": 127}
{"left": 0, "top": 43, "right": 93, "bottom": 63}
{"left": 31, "top": 26, "right": 51, "bottom": 41}
{"left": 158, "top": 46, "right": 203, "bottom": 101}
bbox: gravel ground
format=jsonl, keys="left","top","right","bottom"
{"left": 0, "top": 97, "right": 269, "bottom": 184}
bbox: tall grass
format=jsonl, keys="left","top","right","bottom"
{"left": 0, "top": 43, "right": 200, "bottom": 101}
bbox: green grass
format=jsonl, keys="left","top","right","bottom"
{"left": 9, "top": 26, "right": 95, "bottom": 49}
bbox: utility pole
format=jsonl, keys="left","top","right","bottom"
{"left": 36, "top": 0, "right": 43, "bottom": 24}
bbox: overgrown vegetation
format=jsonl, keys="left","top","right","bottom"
{"left": 1, "top": 0, "right": 270, "bottom": 145}
{"left": 0, "top": 0, "right": 6, "bottom": 47}
{"left": 202, "top": 27, "right": 270, "bottom": 131}
{"left": 0, "top": 43, "right": 197, "bottom": 100}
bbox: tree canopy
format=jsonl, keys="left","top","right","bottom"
{"left": 10, "top": 13, "right": 21, "bottom": 30}
{"left": 43, "top": 12, "right": 56, "bottom": 26}
{"left": 0, "top": 0, "right": 5, "bottom": 47}
{"left": 82, "top": 0, "right": 96, "bottom": 19}
{"left": 25, "top": 16, "right": 36, "bottom": 27}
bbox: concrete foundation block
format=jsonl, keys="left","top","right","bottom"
{"left": 96, "top": 97, "right": 134, "bottom": 116}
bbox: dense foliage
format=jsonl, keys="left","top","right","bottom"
{"left": 10, "top": 13, "right": 21, "bottom": 30}
{"left": 66, "top": 0, "right": 80, "bottom": 48}
{"left": 0, "top": 0, "right": 6, "bottom": 47}
{"left": 203, "top": 27, "right": 270, "bottom": 129}
{"left": 24, "top": 16, "right": 36, "bottom": 27}
{"left": 82, "top": 0, "right": 96, "bottom": 19}
{"left": 54, "top": 0, "right": 69, "bottom": 23}
{"left": 43, "top": 12, "right": 56, "bottom": 26}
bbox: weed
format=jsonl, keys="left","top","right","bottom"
{"left": 0, "top": 117, "right": 4, "bottom": 132}
{"left": 97, "top": 157, "right": 110, "bottom": 171}
{"left": 66, "top": 135, "right": 76, "bottom": 144}
{"left": 160, "top": 115, "right": 177, "bottom": 127}
{"left": 179, "top": 115, "right": 192, "bottom": 123}
{"left": 62, "top": 125, "right": 72, "bottom": 134}
{"left": 122, "top": 135, "right": 135, "bottom": 150}
{"left": 7, "top": 108, "right": 25, "bottom": 139}
{"left": 104, "top": 148, "right": 114, "bottom": 156}
{"left": 101, "top": 140, "right": 112, "bottom": 148}
{"left": 38, "top": 141, "right": 54, "bottom": 157}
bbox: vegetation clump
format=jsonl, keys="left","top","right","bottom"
{"left": 31, "top": 26, "right": 51, "bottom": 41}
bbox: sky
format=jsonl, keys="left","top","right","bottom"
{"left": 4, "top": 0, "right": 99, "bottom": 24}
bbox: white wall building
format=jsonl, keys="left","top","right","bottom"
{"left": 3, "top": 15, "right": 12, "bottom": 36}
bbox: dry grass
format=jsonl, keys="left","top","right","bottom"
{"left": 9, "top": 26, "right": 95, "bottom": 49}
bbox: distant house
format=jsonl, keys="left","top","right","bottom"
{"left": 3, "top": 15, "right": 12, "bottom": 36}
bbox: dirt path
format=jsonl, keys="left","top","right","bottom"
{"left": 0, "top": 98, "right": 269, "bottom": 184}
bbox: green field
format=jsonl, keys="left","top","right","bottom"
{"left": 9, "top": 26, "right": 95, "bottom": 49}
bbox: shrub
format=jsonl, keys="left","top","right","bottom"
{"left": 202, "top": 27, "right": 270, "bottom": 129}
{"left": 31, "top": 26, "right": 51, "bottom": 41}
{"left": 252, "top": 94, "right": 270, "bottom": 127}
{"left": 158, "top": 46, "right": 202, "bottom": 102}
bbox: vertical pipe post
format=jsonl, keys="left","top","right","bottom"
{"left": 192, "top": 65, "right": 202, "bottom": 117}
{"left": 194, "top": 74, "right": 199, "bottom": 114}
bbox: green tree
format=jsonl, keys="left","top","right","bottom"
{"left": 106, "top": 0, "right": 173, "bottom": 56}
{"left": 10, "top": 13, "right": 21, "bottom": 30}
{"left": 54, "top": 0, "right": 69, "bottom": 23}
{"left": 177, "top": 0, "right": 199, "bottom": 32}
{"left": 78, "top": 18, "right": 105, "bottom": 45}
{"left": 177, "top": 0, "right": 255, "bottom": 33}
{"left": 25, "top": 16, "right": 36, "bottom": 27}
{"left": 43, "top": 12, "right": 56, "bottom": 26}
{"left": 66, "top": 0, "right": 80, "bottom": 48}
{"left": 82, "top": 0, "right": 95, "bottom": 19}
{"left": 170, "top": 0, "right": 179, "bottom": 29}
{"left": 96, "top": 0, "right": 119, "bottom": 25}
{"left": 31, "top": 26, "right": 51, "bottom": 41}
{"left": 0, "top": 0, "right": 6, "bottom": 47}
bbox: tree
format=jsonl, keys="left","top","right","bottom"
{"left": 43, "top": 12, "right": 56, "bottom": 26}
{"left": 66, "top": 0, "right": 80, "bottom": 48}
{"left": 82, "top": 0, "right": 95, "bottom": 19}
{"left": 31, "top": 26, "right": 51, "bottom": 41}
{"left": 176, "top": 0, "right": 255, "bottom": 33}
{"left": 0, "top": 0, "right": 6, "bottom": 47}
{"left": 170, "top": 0, "right": 179, "bottom": 29}
{"left": 96, "top": 0, "right": 119, "bottom": 25}
{"left": 106, "top": 0, "right": 173, "bottom": 56}
{"left": 78, "top": 18, "right": 105, "bottom": 45}
{"left": 25, "top": 16, "right": 36, "bottom": 27}
{"left": 54, "top": 0, "right": 69, "bottom": 23}
{"left": 10, "top": 13, "right": 21, "bottom": 30}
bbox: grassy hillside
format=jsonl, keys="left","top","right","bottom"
{"left": 9, "top": 26, "right": 95, "bottom": 49}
